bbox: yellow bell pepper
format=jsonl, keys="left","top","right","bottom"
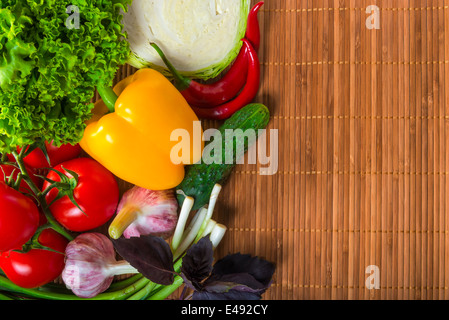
{"left": 80, "top": 68, "right": 204, "bottom": 190}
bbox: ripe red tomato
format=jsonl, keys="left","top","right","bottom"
{"left": 0, "top": 228, "right": 68, "bottom": 288}
{"left": 0, "top": 182, "right": 40, "bottom": 252}
{"left": 19, "top": 141, "right": 81, "bottom": 169}
{"left": 43, "top": 158, "right": 119, "bottom": 232}
{"left": 0, "top": 164, "right": 43, "bottom": 194}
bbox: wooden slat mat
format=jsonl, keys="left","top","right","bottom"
{"left": 112, "top": 0, "right": 449, "bottom": 300}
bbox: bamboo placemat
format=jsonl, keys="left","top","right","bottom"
{"left": 110, "top": 0, "right": 449, "bottom": 300}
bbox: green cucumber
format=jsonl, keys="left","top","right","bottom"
{"left": 176, "top": 103, "right": 271, "bottom": 211}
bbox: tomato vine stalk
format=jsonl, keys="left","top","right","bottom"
{"left": 11, "top": 149, "right": 74, "bottom": 242}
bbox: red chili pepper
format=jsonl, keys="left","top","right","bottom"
{"left": 190, "top": 39, "right": 260, "bottom": 120}
{"left": 149, "top": 2, "right": 263, "bottom": 109}
{"left": 151, "top": 41, "right": 249, "bottom": 109}
{"left": 246, "top": 1, "right": 264, "bottom": 52}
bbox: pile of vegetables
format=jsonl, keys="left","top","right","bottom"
{"left": 0, "top": 0, "right": 275, "bottom": 301}
{"left": 0, "top": 107, "right": 273, "bottom": 300}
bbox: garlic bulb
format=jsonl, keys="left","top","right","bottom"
{"left": 62, "top": 233, "right": 138, "bottom": 298}
{"left": 108, "top": 186, "right": 178, "bottom": 240}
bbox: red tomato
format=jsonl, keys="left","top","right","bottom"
{"left": 0, "top": 164, "right": 43, "bottom": 194}
{"left": 43, "top": 158, "right": 119, "bottom": 232}
{"left": 0, "top": 182, "right": 40, "bottom": 252}
{"left": 0, "top": 228, "right": 68, "bottom": 288}
{"left": 19, "top": 141, "right": 81, "bottom": 169}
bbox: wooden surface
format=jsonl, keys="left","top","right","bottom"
{"left": 113, "top": 0, "right": 449, "bottom": 300}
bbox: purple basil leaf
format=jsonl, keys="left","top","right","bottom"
{"left": 192, "top": 290, "right": 262, "bottom": 300}
{"left": 202, "top": 280, "right": 263, "bottom": 294}
{"left": 180, "top": 236, "right": 214, "bottom": 290}
{"left": 112, "top": 235, "right": 175, "bottom": 285}
{"left": 211, "top": 253, "right": 276, "bottom": 288}
{"left": 205, "top": 273, "right": 268, "bottom": 292}
{"left": 180, "top": 274, "right": 197, "bottom": 292}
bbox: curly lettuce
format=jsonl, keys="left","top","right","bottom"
{"left": 0, "top": 0, "right": 131, "bottom": 152}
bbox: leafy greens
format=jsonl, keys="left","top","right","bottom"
{"left": 0, "top": 0, "right": 131, "bottom": 152}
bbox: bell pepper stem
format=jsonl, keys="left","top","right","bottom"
{"left": 96, "top": 85, "right": 118, "bottom": 113}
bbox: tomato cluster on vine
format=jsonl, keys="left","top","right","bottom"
{"left": 0, "top": 141, "right": 119, "bottom": 289}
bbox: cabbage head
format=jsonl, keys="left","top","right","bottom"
{"left": 123, "top": 0, "right": 250, "bottom": 80}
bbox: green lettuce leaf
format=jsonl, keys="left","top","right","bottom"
{"left": 0, "top": 0, "right": 131, "bottom": 152}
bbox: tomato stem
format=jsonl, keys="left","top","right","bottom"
{"left": 15, "top": 224, "right": 67, "bottom": 255}
{"left": 40, "top": 183, "right": 58, "bottom": 197}
{"left": 11, "top": 151, "right": 74, "bottom": 242}
{"left": 12, "top": 172, "right": 23, "bottom": 191}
